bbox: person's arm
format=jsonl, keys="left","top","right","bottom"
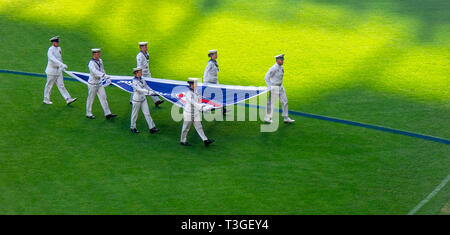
{"left": 143, "top": 80, "right": 157, "bottom": 96}
{"left": 203, "top": 62, "right": 213, "bottom": 82}
{"left": 48, "top": 47, "right": 65, "bottom": 68}
{"left": 132, "top": 79, "right": 153, "bottom": 95}
{"left": 184, "top": 91, "right": 199, "bottom": 110}
{"left": 264, "top": 67, "right": 274, "bottom": 87}
{"left": 136, "top": 53, "right": 143, "bottom": 67}
{"left": 101, "top": 59, "right": 110, "bottom": 79}
{"left": 191, "top": 92, "right": 208, "bottom": 111}
{"left": 88, "top": 61, "right": 105, "bottom": 78}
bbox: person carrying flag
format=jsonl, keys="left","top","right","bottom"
{"left": 86, "top": 48, "right": 117, "bottom": 120}
{"left": 180, "top": 78, "right": 215, "bottom": 147}
{"left": 130, "top": 67, "right": 160, "bottom": 134}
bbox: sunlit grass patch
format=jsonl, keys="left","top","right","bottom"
{"left": 377, "top": 46, "right": 450, "bottom": 102}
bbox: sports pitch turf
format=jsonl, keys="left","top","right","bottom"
{"left": 0, "top": 0, "right": 448, "bottom": 214}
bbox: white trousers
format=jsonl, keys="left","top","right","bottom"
{"left": 266, "top": 85, "right": 289, "bottom": 118}
{"left": 43, "top": 74, "right": 71, "bottom": 101}
{"left": 131, "top": 99, "right": 155, "bottom": 129}
{"left": 86, "top": 84, "right": 112, "bottom": 116}
{"left": 180, "top": 120, "right": 208, "bottom": 142}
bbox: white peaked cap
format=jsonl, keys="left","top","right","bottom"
{"left": 133, "top": 67, "right": 142, "bottom": 73}
{"left": 139, "top": 42, "right": 148, "bottom": 46}
{"left": 275, "top": 54, "right": 285, "bottom": 59}
{"left": 49, "top": 36, "right": 59, "bottom": 41}
{"left": 188, "top": 77, "right": 198, "bottom": 83}
{"left": 91, "top": 48, "right": 101, "bottom": 53}
{"left": 209, "top": 49, "right": 217, "bottom": 54}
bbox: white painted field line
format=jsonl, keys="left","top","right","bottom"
{"left": 408, "top": 174, "right": 450, "bottom": 215}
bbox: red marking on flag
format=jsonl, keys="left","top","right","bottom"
{"left": 200, "top": 98, "right": 221, "bottom": 107}
{"left": 176, "top": 93, "right": 221, "bottom": 107}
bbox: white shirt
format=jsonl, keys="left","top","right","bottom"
{"left": 132, "top": 77, "right": 154, "bottom": 102}
{"left": 265, "top": 63, "right": 284, "bottom": 87}
{"left": 45, "top": 46, "right": 64, "bottom": 75}
{"left": 203, "top": 59, "right": 219, "bottom": 84}
{"left": 88, "top": 58, "right": 106, "bottom": 85}
{"left": 136, "top": 51, "right": 151, "bottom": 78}
{"left": 183, "top": 88, "right": 207, "bottom": 121}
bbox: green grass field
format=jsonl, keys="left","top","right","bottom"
{"left": 0, "top": 0, "right": 449, "bottom": 214}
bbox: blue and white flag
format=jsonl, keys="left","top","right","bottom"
{"left": 65, "top": 71, "right": 268, "bottom": 109}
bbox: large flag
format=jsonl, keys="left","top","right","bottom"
{"left": 65, "top": 71, "right": 268, "bottom": 109}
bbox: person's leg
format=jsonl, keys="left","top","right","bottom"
{"left": 279, "top": 86, "right": 289, "bottom": 118}
{"left": 43, "top": 75, "right": 57, "bottom": 102}
{"left": 280, "top": 86, "right": 294, "bottom": 123}
{"left": 265, "top": 89, "right": 273, "bottom": 121}
{"left": 96, "top": 86, "right": 112, "bottom": 116}
{"left": 55, "top": 73, "right": 71, "bottom": 100}
{"left": 180, "top": 121, "right": 192, "bottom": 143}
{"left": 193, "top": 121, "right": 208, "bottom": 141}
{"left": 130, "top": 101, "right": 140, "bottom": 129}
{"left": 86, "top": 84, "right": 98, "bottom": 116}
{"left": 141, "top": 99, "right": 155, "bottom": 129}
{"left": 150, "top": 95, "right": 160, "bottom": 104}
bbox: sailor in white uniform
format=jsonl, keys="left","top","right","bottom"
{"left": 180, "top": 78, "right": 215, "bottom": 147}
{"left": 130, "top": 67, "right": 160, "bottom": 134}
{"left": 203, "top": 49, "right": 219, "bottom": 84}
{"left": 264, "top": 54, "right": 295, "bottom": 124}
{"left": 86, "top": 48, "right": 117, "bottom": 119}
{"left": 43, "top": 36, "right": 77, "bottom": 105}
{"left": 203, "top": 49, "right": 228, "bottom": 115}
{"left": 132, "top": 42, "right": 164, "bottom": 107}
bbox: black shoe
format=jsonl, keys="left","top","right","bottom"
{"left": 130, "top": 101, "right": 132, "bottom": 105}
{"left": 204, "top": 139, "right": 215, "bottom": 147}
{"left": 155, "top": 100, "right": 165, "bottom": 108}
{"left": 180, "top": 142, "right": 191, "bottom": 146}
{"left": 149, "top": 127, "right": 160, "bottom": 134}
{"left": 106, "top": 114, "right": 117, "bottom": 119}
{"left": 86, "top": 115, "right": 95, "bottom": 119}
{"left": 131, "top": 128, "right": 139, "bottom": 133}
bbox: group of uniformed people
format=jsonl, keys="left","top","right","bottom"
{"left": 43, "top": 36, "right": 294, "bottom": 147}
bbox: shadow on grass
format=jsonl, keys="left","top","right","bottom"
{"left": 312, "top": 0, "right": 450, "bottom": 43}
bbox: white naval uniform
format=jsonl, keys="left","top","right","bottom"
{"left": 180, "top": 88, "right": 208, "bottom": 143}
{"left": 86, "top": 58, "right": 112, "bottom": 117}
{"left": 203, "top": 59, "right": 219, "bottom": 84}
{"left": 43, "top": 45, "right": 72, "bottom": 102}
{"left": 133, "top": 51, "right": 160, "bottom": 104}
{"left": 131, "top": 77, "right": 156, "bottom": 129}
{"left": 265, "top": 63, "right": 289, "bottom": 118}
{"left": 203, "top": 59, "right": 228, "bottom": 112}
